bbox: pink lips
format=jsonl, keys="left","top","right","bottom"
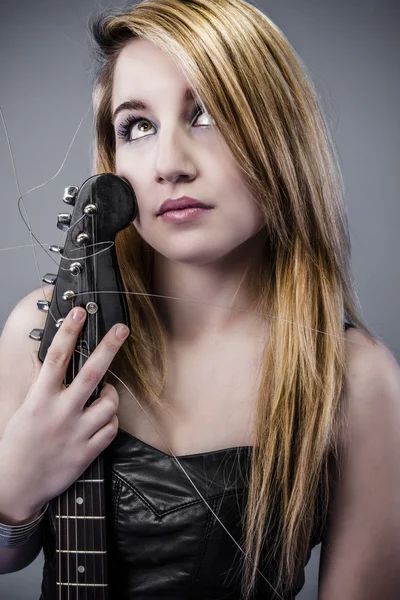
{"left": 157, "top": 196, "right": 211, "bottom": 216}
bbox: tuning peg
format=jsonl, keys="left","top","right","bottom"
{"left": 37, "top": 300, "right": 50, "bottom": 312}
{"left": 62, "top": 290, "right": 76, "bottom": 302}
{"left": 69, "top": 262, "right": 83, "bottom": 275}
{"left": 63, "top": 186, "right": 79, "bottom": 206}
{"left": 49, "top": 244, "right": 64, "bottom": 255}
{"left": 42, "top": 273, "right": 57, "bottom": 285}
{"left": 29, "top": 328, "right": 44, "bottom": 341}
{"left": 57, "top": 213, "right": 72, "bottom": 232}
{"left": 76, "top": 233, "right": 89, "bottom": 246}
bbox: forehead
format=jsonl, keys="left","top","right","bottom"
{"left": 112, "top": 38, "right": 191, "bottom": 109}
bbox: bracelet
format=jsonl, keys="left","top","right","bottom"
{"left": 0, "top": 503, "right": 49, "bottom": 548}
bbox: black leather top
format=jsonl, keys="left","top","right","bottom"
{"left": 102, "top": 430, "right": 312, "bottom": 600}
{"left": 39, "top": 322, "right": 355, "bottom": 599}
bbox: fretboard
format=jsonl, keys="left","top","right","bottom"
{"left": 53, "top": 455, "right": 109, "bottom": 599}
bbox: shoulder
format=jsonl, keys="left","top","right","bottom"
{"left": 342, "top": 327, "right": 400, "bottom": 440}
{"left": 0, "top": 286, "right": 53, "bottom": 436}
{"left": 345, "top": 328, "right": 400, "bottom": 404}
{"left": 1, "top": 286, "right": 53, "bottom": 342}
{"left": 318, "top": 327, "right": 400, "bottom": 599}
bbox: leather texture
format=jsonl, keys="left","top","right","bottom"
{"left": 39, "top": 322, "right": 355, "bottom": 599}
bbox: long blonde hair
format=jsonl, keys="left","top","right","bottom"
{"left": 90, "top": 0, "right": 375, "bottom": 596}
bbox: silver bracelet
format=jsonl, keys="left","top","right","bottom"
{"left": 0, "top": 503, "right": 49, "bottom": 548}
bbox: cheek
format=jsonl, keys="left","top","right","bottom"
{"left": 115, "top": 152, "right": 147, "bottom": 212}
{"left": 115, "top": 151, "right": 132, "bottom": 181}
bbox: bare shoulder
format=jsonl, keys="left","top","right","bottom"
{"left": 0, "top": 286, "right": 53, "bottom": 344}
{"left": 344, "top": 327, "right": 400, "bottom": 403}
{"left": 319, "top": 327, "right": 400, "bottom": 599}
{"left": 0, "top": 286, "right": 53, "bottom": 437}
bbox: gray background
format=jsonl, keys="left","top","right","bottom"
{"left": 0, "top": 0, "right": 399, "bottom": 598}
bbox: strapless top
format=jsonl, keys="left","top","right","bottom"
{"left": 39, "top": 322, "right": 355, "bottom": 599}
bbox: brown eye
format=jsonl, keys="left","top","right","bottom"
{"left": 117, "top": 116, "right": 154, "bottom": 142}
{"left": 117, "top": 106, "right": 212, "bottom": 143}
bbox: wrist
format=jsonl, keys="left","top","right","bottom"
{"left": 0, "top": 448, "right": 47, "bottom": 525}
{"left": 0, "top": 502, "right": 48, "bottom": 548}
{"left": 0, "top": 506, "right": 45, "bottom": 527}
{"left": 0, "top": 488, "right": 47, "bottom": 526}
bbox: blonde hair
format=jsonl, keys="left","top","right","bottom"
{"left": 90, "top": 0, "right": 375, "bottom": 596}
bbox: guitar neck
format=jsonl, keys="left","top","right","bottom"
{"left": 36, "top": 173, "right": 137, "bottom": 598}
{"left": 53, "top": 455, "right": 109, "bottom": 599}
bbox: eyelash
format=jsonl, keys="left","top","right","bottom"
{"left": 116, "top": 105, "right": 209, "bottom": 143}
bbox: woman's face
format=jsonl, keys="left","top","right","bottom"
{"left": 112, "top": 38, "right": 265, "bottom": 266}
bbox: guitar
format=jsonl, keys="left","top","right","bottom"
{"left": 29, "top": 173, "right": 137, "bottom": 598}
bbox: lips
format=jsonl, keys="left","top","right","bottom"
{"left": 157, "top": 196, "right": 212, "bottom": 216}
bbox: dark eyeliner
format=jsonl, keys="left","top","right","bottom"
{"left": 117, "top": 115, "right": 147, "bottom": 142}
{"left": 116, "top": 104, "right": 204, "bottom": 143}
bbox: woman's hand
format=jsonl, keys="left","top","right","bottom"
{"left": 0, "top": 306, "right": 129, "bottom": 523}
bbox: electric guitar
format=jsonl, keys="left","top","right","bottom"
{"left": 29, "top": 173, "right": 137, "bottom": 598}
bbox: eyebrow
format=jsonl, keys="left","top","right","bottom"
{"left": 112, "top": 88, "right": 196, "bottom": 124}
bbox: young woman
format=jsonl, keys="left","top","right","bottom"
{"left": 0, "top": 0, "right": 399, "bottom": 598}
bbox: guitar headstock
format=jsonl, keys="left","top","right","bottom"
{"left": 30, "top": 173, "right": 137, "bottom": 382}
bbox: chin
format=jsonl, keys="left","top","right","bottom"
{"left": 153, "top": 243, "right": 232, "bottom": 266}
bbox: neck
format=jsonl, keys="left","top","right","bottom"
{"left": 151, "top": 231, "right": 268, "bottom": 343}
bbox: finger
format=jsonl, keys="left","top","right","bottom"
{"left": 80, "top": 384, "right": 119, "bottom": 438}
{"left": 82, "top": 383, "right": 119, "bottom": 414}
{"left": 86, "top": 414, "right": 119, "bottom": 460}
{"left": 38, "top": 307, "right": 87, "bottom": 391}
{"left": 67, "top": 323, "right": 129, "bottom": 407}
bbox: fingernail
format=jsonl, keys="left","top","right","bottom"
{"left": 72, "top": 308, "right": 86, "bottom": 321}
{"left": 116, "top": 324, "right": 129, "bottom": 340}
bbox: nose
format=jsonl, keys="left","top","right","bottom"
{"left": 154, "top": 127, "right": 197, "bottom": 184}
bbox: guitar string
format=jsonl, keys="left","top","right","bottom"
{"left": 93, "top": 205, "right": 106, "bottom": 598}
{"left": 71, "top": 265, "right": 76, "bottom": 598}
{"left": 58, "top": 468, "right": 62, "bottom": 598}
{"left": 0, "top": 241, "right": 114, "bottom": 258}
{"left": 67, "top": 296, "right": 73, "bottom": 600}
{"left": 0, "top": 104, "right": 89, "bottom": 333}
{"left": 16, "top": 194, "right": 115, "bottom": 267}
{"left": 1, "top": 95, "right": 374, "bottom": 600}
{"left": 73, "top": 290, "right": 367, "bottom": 345}
{"left": 86, "top": 223, "right": 91, "bottom": 599}
{"left": 81, "top": 224, "right": 90, "bottom": 598}
{"left": 89, "top": 211, "right": 94, "bottom": 595}
{"left": 76, "top": 267, "right": 81, "bottom": 597}
{"left": 80, "top": 228, "right": 85, "bottom": 600}
{"left": 71, "top": 294, "right": 79, "bottom": 599}
{"left": 92, "top": 209, "right": 102, "bottom": 595}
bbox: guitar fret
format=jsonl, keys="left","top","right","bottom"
{"left": 56, "top": 515, "right": 105, "bottom": 519}
{"left": 55, "top": 450, "right": 108, "bottom": 595}
{"left": 56, "top": 550, "right": 107, "bottom": 554}
{"left": 57, "top": 582, "right": 108, "bottom": 587}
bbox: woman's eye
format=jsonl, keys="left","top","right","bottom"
{"left": 117, "top": 106, "right": 213, "bottom": 143}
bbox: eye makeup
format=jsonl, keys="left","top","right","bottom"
{"left": 116, "top": 104, "right": 208, "bottom": 143}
